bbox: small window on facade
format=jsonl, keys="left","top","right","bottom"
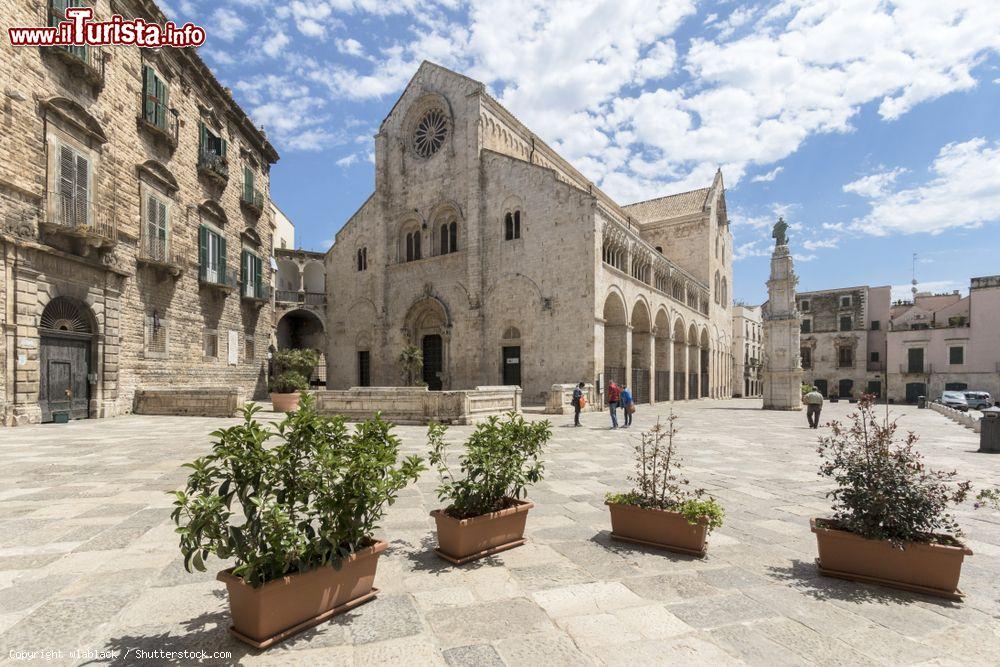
{"left": 440, "top": 221, "right": 458, "bottom": 254}
{"left": 241, "top": 250, "right": 263, "bottom": 299}
{"left": 800, "top": 347, "right": 811, "bottom": 369}
{"left": 801, "top": 318, "right": 812, "bottom": 334}
{"left": 800, "top": 299, "right": 810, "bottom": 312}
{"left": 145, "top": 313, "right": 167, "bottom": 357}
{"left": 870, "top": 351, "right": 880, "bottom": 362}
{"left": 203, "top": 329, "right": 219, "bottom": 359}
{"left": 839, "top": 316, "right": 852, "bottom": 331}
{"left": 949, "top": 346, "right": 964, "bottom": 365}
{"left": 838, "top": 346, "right": 853, "bottom": 367}
{"left": 504, "top": 210, "right": 522, "bottom": 240}
{"left": 840, "top": 295, "right": 852, "bottom": 308}
{"left": 357, "top": 247, "right": 368, "bottom": 271}
{"left": 198, "top": 225, "right": 227, "bottom": 285}
{"left": 141, "top": 65, "right": 170, "bottom": 130}
{"left": 870, "top": 320, "right": 880, "bottom": 330}
{"left": 57, "top": 144, "right": 91, "bottom": 228}
{"left": 143, "top": 191, "right": 168, "bottom": 261}
{"left": 405, "top": 230, "right": 421, "bottom": 262}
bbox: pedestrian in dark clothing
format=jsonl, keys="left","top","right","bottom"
{"left": 572, "top": 382, "right": 586, "bottom": 427}
{"left": 607, "top": 381, "right": 621, "bottom": 429}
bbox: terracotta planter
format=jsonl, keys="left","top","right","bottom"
{"left": 811, "top": 518, "right": 972, "bottom": 600}
{"left": 217, "top": 540, "right": 387, "bottom": 648}
{"left": 270, "top": 392, "right": 300, "bottom": 412}
{"left": 606, "top": 502, "right": 709, "bottom": 557}
{"left": 431, "top": 499, "right": 533, "bottom": 564}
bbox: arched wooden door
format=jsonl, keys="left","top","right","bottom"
{"left": 39, "top": 297, "right": 93, "bottom": 422}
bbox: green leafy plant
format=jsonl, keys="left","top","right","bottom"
{"left": 817, "top": 393, "right": 995, "bottom": 545}
{"left": 605, "top": 414, "right": 724, "bottom": 532}
{"left": 268, "top": 371, "right": 309, "bottom": 394}
{"left": 427, "top": 413, "right": 551, "bottom": 519}
{"left": 398, "top": 345, "right": 423, "bottom": 386}
{"left": 272, "top": 348, "right": 319, "bottom": 379}
{"left": 169, "top": 394, "right": 425, "bottom": 587}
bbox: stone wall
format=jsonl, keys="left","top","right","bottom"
{"left": 134, "top": 387, "right": 244, "bottom": 418}
{"left": 313, "top": 386, "right": 522, "bottom": 425}
{"left": 0, "top": 0, "right": 277, "bottom": 425}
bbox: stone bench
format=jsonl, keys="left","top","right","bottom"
{"left": 134, "top": 387, "right": 244, "bottom": 418}
{"left": 312, "top": 386, "right": 521, "bottom": 425}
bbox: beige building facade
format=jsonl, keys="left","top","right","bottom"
{"left": 325, "top": 62, "right": 734, "bottom": 405}
{"left": 797, "top": 284, "right": 891, "bottom": 400}
{"left": 732, "top": 305, "right": 762, "bottom": 397}
{"left": 1, "top": 0, "right": 278, "bottom": 425}
{"left": 796, "top": 277, "right": 1000, "bottom": 403}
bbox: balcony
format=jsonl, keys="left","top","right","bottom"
{"left": 136, "top": 94, "right": 178, "bottom": 150}
{"left": 275, "top": 290, "right": 326, "bottom": 306}
{"left": 49, "top": 44, "right": 105, "bottom": 89}
{"left": 240, "top": 185, "right": 264, "bottom": 217}
{"left": 241, "top": 280, "right": 270, "bottom": 303}
{"left": 900, "top": 364, "right": 927, "bottom": 375}
{"left": 136, "top": 236, "right": 184, "bottom": 277}
{"left": 41, "top": 191, "right": 116, "bottom": 248}
{"left": 197, "top": 151, "right": 229, "bottom": 185}
{"left": 199, "top": 264, "right": 238, "bottom": 291}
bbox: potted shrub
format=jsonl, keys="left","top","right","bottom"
{"left": 426, "top": 413, "right": 552, "bottom": 564}
{"left": 812, "top": 394, "right": 999, "bottom": 600}
{"left": 605, "top": 414, "right": 724, "bottom": 557}
{"left": 269, "top": 348, "right": 319, "bottom": 412}
{"left": 169, "top": 395, "right": 424, "bottom": 648}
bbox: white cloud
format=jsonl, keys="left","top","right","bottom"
{"left": 802, "top": 238, "right": 838, "bottom": 250}
{"left": 843, "top": 167, "right": 906, "bottom": 198}
{"left": 751, "top": 166, "right": 783, "bottom": 183}
{"left": 211, "top": 8, "right": 246, "bottom": 42}
{"left": 336, "top": 153, "right": 359, "bottom": 167}
{"left": 848, "top": 138, "right": 1000, "bottom": 235}
{"left": 793, "top": 253, "right": 817, "bottom": 262}
{"left": 262, "top": 31, "right": 290, "bottom": 58}
{"left": 733, "top": 240, "right": 770, "bottom": 261}
{"left": 336, "top": 38, "right": 365, "bottom": 58}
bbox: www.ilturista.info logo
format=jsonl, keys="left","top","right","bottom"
{"left": 7, "top": 6, "right": 205, "bottom": 48}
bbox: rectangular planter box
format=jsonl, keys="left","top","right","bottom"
{"left": 217, "top": 539, "right": 387, "bottom": 648}
{"left": 606, "top": 503, "right": 709, "bottom": 557}
{"left": 811, "top": 518, "right": 972, "bottom": 600}
{"left": 431, "top": 499, "right": 533, "bottom": 564}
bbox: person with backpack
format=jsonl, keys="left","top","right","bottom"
{"left": 620, "top": 384, "right": 634, "bottom": 428}
{"left": 607, "top": 380, "right": 621, "bottom": 429}
{"left": 571, "top": 382, "right": 586, "bottom": 427}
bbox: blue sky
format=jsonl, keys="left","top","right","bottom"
{"left": 162, "top": 0, "right": 1000, "bottom": 305}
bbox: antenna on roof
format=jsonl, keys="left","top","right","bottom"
{"left": 911, "top": 253, "right": 918, "bottom": 298}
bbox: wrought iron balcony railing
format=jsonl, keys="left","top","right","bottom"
{"left": 240, "top": 186, "right": 264, "bottom": 216}
{"left": 199, "top": 264, "right": 238, "bottom": 290}
{"left": 241, "top": 280, "right": 269, "bottom": 301}
{"left": 197, "top": 151, "right": 229, "bottom": 182}
{"left": 42, "top": 191, "right": 117, "bottom": 246}
{"left": 50, "top": 44, "right": 105, "bottom": 88}
{"left": 136, "top": 94, "right": 178, "bottom": 149}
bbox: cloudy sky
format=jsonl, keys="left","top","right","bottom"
{"left": 163, "top": 0, "right": 1000, "bottom": 304}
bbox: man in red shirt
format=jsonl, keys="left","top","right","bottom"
{"left": 607, "top": 380, "right": 621, "bottom": 429}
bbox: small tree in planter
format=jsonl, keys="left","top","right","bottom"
{"left": 426, "top": 413, "right": 551, "bottom": 564}
{"left": 269, "top": 348, "right": 319, "bottom": 411}
{"left": 170, "top": 395, "right": 424, "bottom": 648}
{"left": 812, "top": 394, "right": 998, "bottom": 599}
{"left": 605, "top": 414, "right": 724, "bottom": 556}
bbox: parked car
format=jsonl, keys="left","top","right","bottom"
{"left": 964, "top": 392, "right": 993, "bottom": 410}
{"left": 936, "top": 391, "right": 969, "bottom": 411}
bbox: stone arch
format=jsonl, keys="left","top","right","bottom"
{"left": 673, "top": 316, "right": 687, "bottom": 400}
{"left": 136, "top": 159, "right": 179, "bottom": 194}
{"left": 630, "top": 299, "right": 652, "bottom": 402}
{"left": 276, "top": 258, "right": 300, "bottom": 293}
{"left": 430, "top": 202, "right": 462, "bottom": 255}
{"left": 38, "top": 295, "right": 99, "bottom": 422}
{"left": 40, "top": 96, "right": 108, "bottom": 144}
{"left": 303, "top": 260, "right": 324, "bottom": 293}
{"left": 699, "top": 327, "right": 711, "bottom": 399}
{"left": 397, "top": 217, "right": 423, "bottom": 262}
{"left": 276, "top": 308, "right": 325, "bottom": 351}
{"left": 401, "top": 92, "right": 454, "bottom": 160}
{"left": 404, "top": 296, "right": 451, "bottom": 390}
{"left": 198, "top": 200, "right": 228, "bottom": 227}
{"left": 654, "top": 307, "right": 671, "bottom": 402}
{"left": 602, "top": 291, "right": 628, "bottom": 387}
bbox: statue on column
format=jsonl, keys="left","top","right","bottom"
{"left": 772, "top": 216, "right": 788, "bottom": 247}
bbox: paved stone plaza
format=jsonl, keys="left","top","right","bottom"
{"left": 1, "top": 400, "right": 999, "bottom": 665}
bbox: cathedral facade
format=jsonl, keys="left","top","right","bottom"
{"left": 325, "top": 62, "right": 733, "bottom": 405}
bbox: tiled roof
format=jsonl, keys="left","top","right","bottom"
{"left": 622, "top": 188, "right": 711, "bottom": 223}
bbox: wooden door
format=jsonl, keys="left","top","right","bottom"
{"left": 40, "top": 335, "right": 90, "bottom": 422}
{"left": 422, "top": 335, "right": 443, "bottom": 390}
{"left": 502, "top": 345, "right": 521, "bottom": 387}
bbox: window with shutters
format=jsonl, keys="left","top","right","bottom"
{"left": 241, "top": 249, "right": 264, "bottom": 300}
{"left": 241, "top": 166, "right": 263, "bottom": 214}
{"left": 55, "top": 143, "right": 91, "bottom": 229}
{"left": 48, "top": 1, "right": 97, "bottom": 70}
{"left": 198, "top": 225, "right": 227, "bottom": 286}
{"left": 838, "top": 346, "right": 854, "bottom": 368}
{"left": 145, "top": 313, "right": 168, "bottom": 358}
{"left": 801, "top": 318, "right": 812, "bottom": 334}
{"left": 141, "top": 65, "right": 169, "bottom": 131}
{"left": 203, "top": 329, "right": 219, "bottom": 359}
{"left": 142, "top": 191, "right": 169, "bottom": 262}
{"left": 197, "top": 123, "right": 228, "bottom": 181}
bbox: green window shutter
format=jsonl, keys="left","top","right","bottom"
{"left": 157, "top": 77, "right": 169, "bottom": 129}
{"left": 198, "top": 225, "right": 208, "bottom": 280}
{"left": 219, "top": 235, "right": 227, "bottom": 280}
{"left": 244, "top": 166, "right": 252, "bottom": 194}
{"left": 156, "top": 199, "right": 167, "bottom": 241}
{"left": 50, "top": 0, "right": 67, "bottom": 26}
{"left": 254, "top": 254, "right": 263, "bottom": 296}
{"left": 199, "top": 121, "right": 206, "bottom": 154}
{"left": 240, "top": 249, "right": 248, "bottom": 289}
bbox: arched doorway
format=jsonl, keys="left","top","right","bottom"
{"left": 602, "top": 293, "right": 628, "bottom": 390}
{"left": 404, "top": 297, "right": 450, "bottom": 391}
{"left": 39, "top": 297, "right": 94, "bottom": 422}
{"left": 276, "top": 309, "right": 324, "bottom": 350}
{"left": 501, "top": 326, "right": 522, "bottom": 387}
{"left": 630, "top": 300, "right": 652, "bottom": 404}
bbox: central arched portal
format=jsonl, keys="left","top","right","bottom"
{"left": 405, "top": 297, "right": 450, "bottom": 391}
{"left": 39, "top": 297, "right": 95, "bottom": 422}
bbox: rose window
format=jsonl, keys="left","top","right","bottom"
{"left": 413, "top": 109, "right": 448, "bottom": 158}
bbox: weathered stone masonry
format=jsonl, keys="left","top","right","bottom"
{"left": 1, "top": 0, "right": 279, "bottom": 425}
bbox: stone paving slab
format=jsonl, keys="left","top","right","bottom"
{"left": 1, "top": 400, "right": 999, "bottom": 665}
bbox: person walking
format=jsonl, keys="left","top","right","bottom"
{"left": 572, "top": 382, "right": 586, "bottom": 427}
{"left": 620, "top": 384, "right": 634, "bottom": 428}
{"left": 607, "top": 380, "right": 621, "bottom": 429}
{"left": 804, "top": 386, "right": 824, "bottom": 429}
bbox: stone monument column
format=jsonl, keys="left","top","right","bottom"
{"left": 762, "top": 217, "right": 803, "bottom": 410}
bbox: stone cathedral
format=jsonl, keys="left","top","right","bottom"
{"left": 325, "top": 62, "right": 735, "bottom": 405}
